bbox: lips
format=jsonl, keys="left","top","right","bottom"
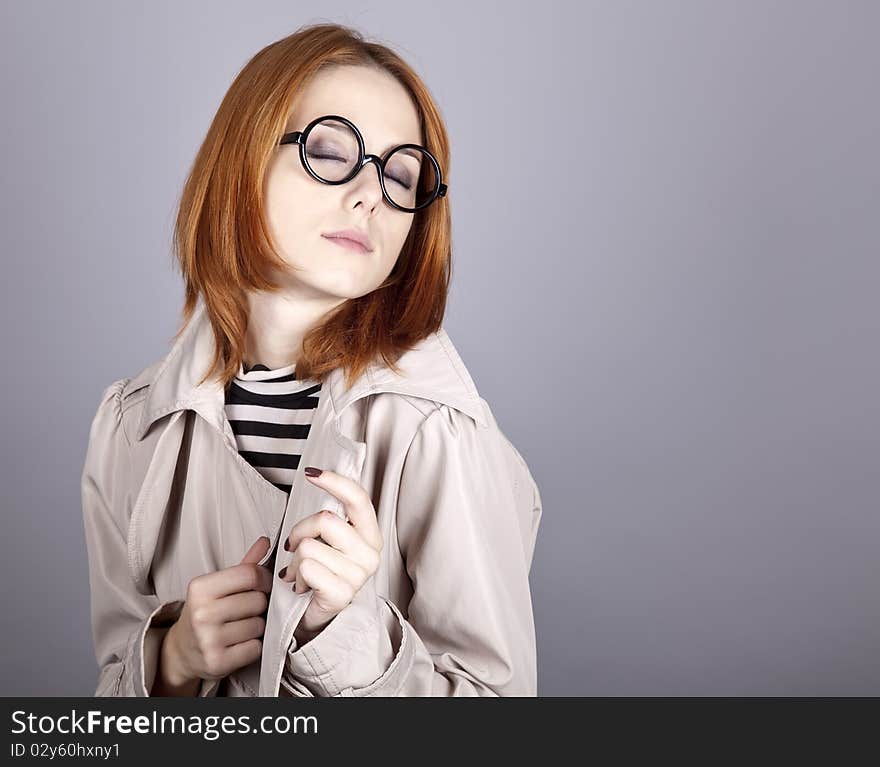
{"left": 321, "top": 228, "right": 374, "bottom": 252}
{"left": 322, "top": 235, "right": 370, "bottom": 254}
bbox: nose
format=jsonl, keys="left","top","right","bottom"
{"left": 346, "top": 155, "right": 385, "bottom": 208}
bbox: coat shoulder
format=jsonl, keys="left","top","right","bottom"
{"left": 85, "top": 359, "right": 164, "bottom": 458}
{"left": 118, "top": 360, "right": 164, "bottom": 411}
{"left": 374, "top": 390, "right": 449, "bottom": 420}
{"left": 87, "top": 378, "right": 130, "bottom": 443}
{"left": 399, "top": 389, "right": 542, "bottom": 524}
{"left": 393, "top": 395, "right": 544, "bottom": 569}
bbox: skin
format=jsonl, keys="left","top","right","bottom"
{"left": 153, "top": 538, "right": 272, "bottom": 696}
{"left": 153, "top": 64, "right": 419, "bottom": 695}
{"left": 244, "top": 63, "right": 424, "bottom": 369}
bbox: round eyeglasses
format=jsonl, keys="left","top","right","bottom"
{"left": 278, "top": 114, "right": 448, "bottom": 213}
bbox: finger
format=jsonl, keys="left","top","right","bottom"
{"left": 221, "top": 638, "right": 262, "bottom": 674}
{"left": 239, "top": 536, "right": 270, "bottom": 565}
{"left": 218, "top": 615, "right": 266, "bottom": 647}
{"left": 201, "top": 562, "right": 273, "bottom": 601}
{"left": 251, "top": 562, "right": 275, "bottom": 593}
{"left": 294, "top": 557, "right": 354, "bottom": 607}
{"left": 279, "top": 536, "right": 366, "bottom": 586}
{"left": 302, "top": 468, "right": 383, "bottom": 550}
{"left": 286, "top": 510, "right": 375, "bottom": 564}
{"left": 211, "top": 590, "right": 269, "bottom": 624}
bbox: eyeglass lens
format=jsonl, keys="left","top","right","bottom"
{"left": 304, "top": 118, "right": 438, "bottom": 210}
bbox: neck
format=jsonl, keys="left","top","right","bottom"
{"left": 243, "top": 286, "right": 345, "bottom": 370}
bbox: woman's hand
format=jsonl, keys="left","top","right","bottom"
{"left": 159, "top": 536, "right": 273, "bottom": 692}
{"left": 279, "top": 467, "right": 383, "bottom": 644}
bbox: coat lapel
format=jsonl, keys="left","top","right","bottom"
{"left": 127, "top": 408, "right": 188, "bottom": 595}
{"left": 257, "top": 389, "right": 368, "bottom": 696}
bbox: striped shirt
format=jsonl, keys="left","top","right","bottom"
{"left": 224, "top": 360, "right": 322, "bottom": 495}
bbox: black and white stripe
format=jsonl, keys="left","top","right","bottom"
{"left": 224, "top": 360, "right": 321, "bottom": 495}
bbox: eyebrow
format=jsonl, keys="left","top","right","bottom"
{"left": 320, "top": 121, "right": 424, "bottom": 161}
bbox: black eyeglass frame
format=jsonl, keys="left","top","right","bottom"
{"left": 278, "top": 114, "right": 448, "bottom": 213}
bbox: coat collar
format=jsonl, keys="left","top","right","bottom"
{"left": 133, "top": 301, "right": 486, "bottom": 442}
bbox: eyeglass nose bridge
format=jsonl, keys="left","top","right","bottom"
{"left": 347, "top": 152, "right": 388, "bottom": 192}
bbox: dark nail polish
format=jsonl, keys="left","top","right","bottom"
{"left": 278, "top": 566, "right": 287, "bottom": 578}
{"left": 283, "top": 538, "right": 290, "bottom": 551}
{"left": 304, "top": 466, "right": 322, "bottom": 477}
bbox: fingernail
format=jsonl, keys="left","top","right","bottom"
{"left": 283, "top": 538, "right": 290, "bottom": 551}
{"left": 278, "top": 566, "right": 287, "bottom": 578}
{"left": 304, "top": 466, "right": 322, "bottom": 477}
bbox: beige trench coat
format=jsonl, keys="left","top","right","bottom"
{"left": 81, "top": 302, "right": 543, "bottom": 697}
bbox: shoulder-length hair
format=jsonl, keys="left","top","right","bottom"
{"left": 171, "top": 22, "right": 452, "bottom": 392}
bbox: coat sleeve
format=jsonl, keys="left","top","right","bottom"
{"left": 283, "top": 403, "right": 541, "bottom": 696}
{"left": 81, "top": 379, "right": 221, "bottom": 697}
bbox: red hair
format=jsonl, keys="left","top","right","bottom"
{"left": 171, "top": 22, "right": 452, "bottom": 391}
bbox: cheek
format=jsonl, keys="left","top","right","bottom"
{"left": 265, "top": 176, "right": 321, "bottom": 247}
{"left": 374, "top": 221, "right": 413, "bottom": 276}
{"left": 388, "top": 218, "right": 414, "bottom": 255}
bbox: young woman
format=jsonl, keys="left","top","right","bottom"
{"left": 81, "top": 23, "right": 543, "bottom": 698}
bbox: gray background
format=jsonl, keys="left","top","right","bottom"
{"left": 1, "top": 0, "right": 877, "bottom": 696}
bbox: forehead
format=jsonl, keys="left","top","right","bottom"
{"left": 288, "top": 65, "right": 423, "bottom": 149}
